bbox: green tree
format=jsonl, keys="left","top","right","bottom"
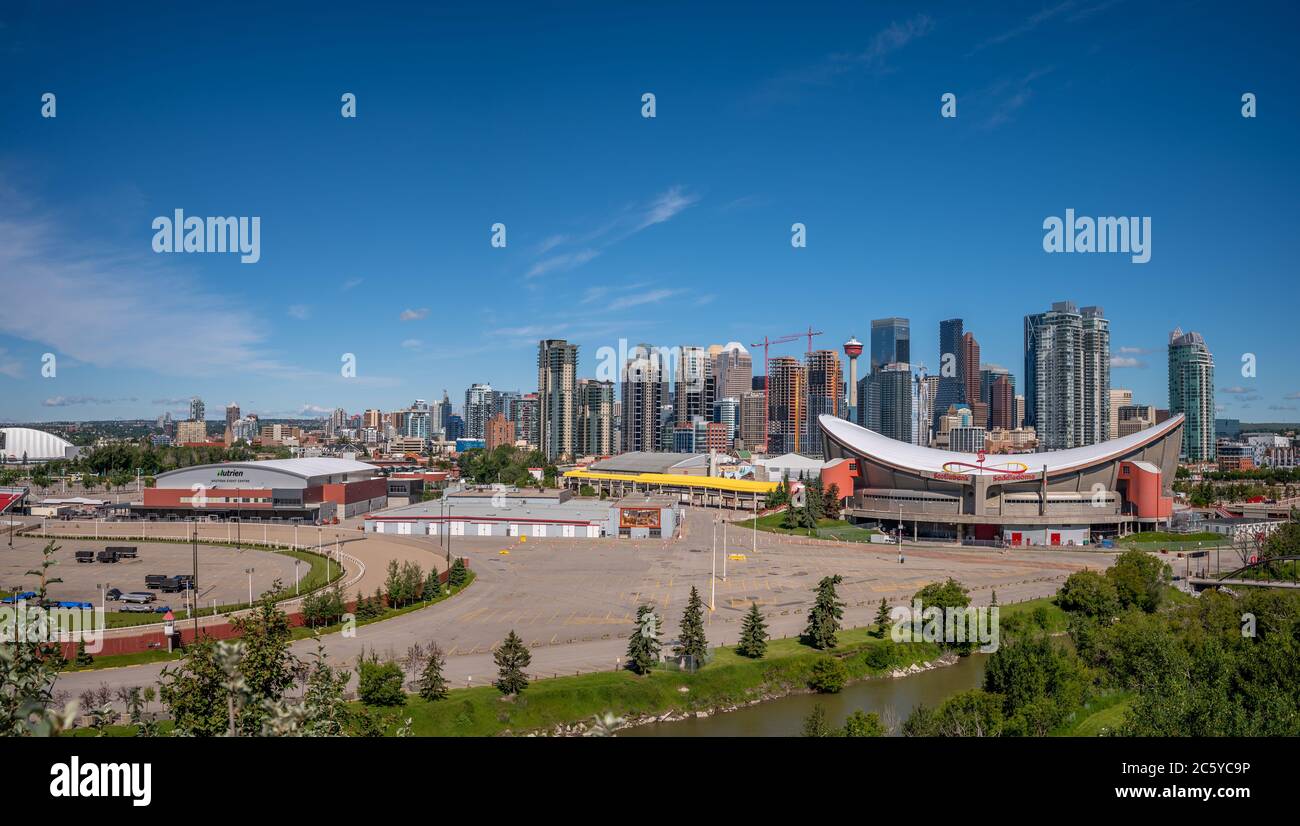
{"left": 823, "top": 483, "right": 842, "bottom": 520}
{"left": 802, "top": 575, "right": 845, "bottom": 649}
{"left": 737, "top": 602, "right": 768, "bottom": 658}
{"left": 1105, "top": 550, "right": 1170, "bottom": 613}
{"left": 448, "top": 558, "right": 468, "bottom": 588}
{"left": 913, "top": 578, "right": 973, "bottom": 653}
{"left": 809, "top": 657, "right": 847, "bottom": 693}
{"left": 802, "top": 703, "right": 833, "bottom": 737}
{"left": 418, "top": 643, "right": 449, "bottom": 701}
{"left": 903, "top": 689, "right": 1004, "bottom": 737}
{"left": 1057, "top": 569, "right": 1120, "bottom": 619}
{"left": 301, "top": 642, "right": 351, "bottom": 735}
{"left": 228, "top": 582, "right": 300, "bottom": 734}
{"left": 841, "top": 710, "right": 886, "bottom": 737}
{"left": 493, "top": 630, "right": 531, "bottom": 695}
{"left": 158, "top": 637, "right": 232, "bottom": 736}
{"left": 74, "top": 640, "right": 93, "bottom": 667}
{"left": 674, "top": 586, "right": 708, "bottom": 665}
{"left": 626, "top": 604, "right": 661, "bottom": 675}
{"left": 872, "top": 598, "right": 892, "bottom": 638}
{"left": 356, "top": 651, "right": 406, "bottom": 706}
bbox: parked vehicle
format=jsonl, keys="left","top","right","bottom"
{"left": 106, "top": 545, "right": 138, "bottom": 558}
{"left": 105, "top": 588, "right": 122, "bottom": 601}
{"left": 96, "top": 549, "right": 119, "bottom": 563}
{"left": 0, "top": 591, "right": 38, "bottom": 604}
{"left": 118, "top": 603, "right": 155, "bottom": 613}
{"left": 119, "top": 591, "right": 156, "bottom": 604}
{"left": 153, "top": 605, "right": 172, "bottom": 614}
{"left": 74, "top": 550, "right": 95, "bottom": 563}
{"left": 158, "top": 577, "right": 187, "bottom": 593}
{"left": 144, "top": 574, "right": 169, "bottom": 589}
{"left": 50, "top": 600, "right": 95, "bottom": 610}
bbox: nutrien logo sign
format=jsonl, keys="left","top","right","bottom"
{"left": 216, "top": 469, "right": 244, "bottom": 478}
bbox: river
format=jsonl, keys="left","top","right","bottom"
{"left": 622, "top": 653, "right": 988, "bottom": 737}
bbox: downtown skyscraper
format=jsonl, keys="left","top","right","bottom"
{"left": 537, "top": 339, "right": 579, "bottom": 460}
{"left": 803, "top": 349, "right": 843, "bottom": 456}
{"left": 1168, "top": 328, "right": 1216, "bottom": 462}
{"left": 932, "top": 318, "right": 966, "bottom": 433}
{"left": 621, "top": 343, "right": 669, "bottom": 453}
{"left": 1024, "top": 301, "right": 1111, "bottom": 451}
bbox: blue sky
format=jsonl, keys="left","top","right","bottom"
{"left": 1, "top": 0, "right": 1297, "bottom": 423}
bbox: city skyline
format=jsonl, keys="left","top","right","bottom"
{"left": 2, "top": 2, "right": 1297, "bottom": 422}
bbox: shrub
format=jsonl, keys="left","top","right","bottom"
{"left": 808, "top": 657, "right": 847, "bottom": 693}
{"left": 357, "top": 659, "right": 406, "bottom": 706}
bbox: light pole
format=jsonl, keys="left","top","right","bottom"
{"left": 723, "top": 517, "right": 728, "bottom": 581}
{"left": 245, "top": 567, "right": 254, "bottom": 605}
{"left": 752, "top": 493, "right": 758, "bottom": 556}
{"left": 294, "top": 560, "right": 302, "bottom": 596}
{"left": 710, "top": 514, "right": 717, "bottom": 611}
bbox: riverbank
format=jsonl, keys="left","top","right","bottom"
{"left": 379, "top": 597, "right": 1062, "bottom": 737}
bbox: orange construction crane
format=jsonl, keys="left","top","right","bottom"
{"left": 750, "top": 327, "right": 824, "bottom": 453}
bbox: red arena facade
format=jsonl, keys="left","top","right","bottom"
{"left": 136, "top": 458, "right": 387, "bottom": 523}
{"left": 818, "top": 413, "right": 1183, "bottom": 546}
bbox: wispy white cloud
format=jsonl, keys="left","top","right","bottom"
{"left": 608, "top": 288, "right": 683, "bottom": 311}
{"left": 1110, "top": 356, "right": 1146, "bottom": 369}
{"left": 754, "top": 15, "right": 934, "bottom": 103}
{"left": 0, "top": 347, "right": 22, "bottom": 379}
{"left": 400, "top": 338, "right": 423, "bottom": 350}
{"left": 524, "top": 187, "right": 698, "bottom": 279}
{"left": 43, "top": 395, "right": 136, "bottom": 407}
{"left": 526, "top": 248, "right": 600, "bottom": 279}
{"left": 0, "top": 207, "right": 298, "bottom": 379}
{"left": 968, "top": 2, "right": 1075, "bottom": 55}
{"left": 341, "top": 277, "right": 363, "bottom": 291}
{"left": 287, "top": 304, "right": 311, "bottom": 320}
{"left": 399, "top": 308, "right": 430, "bottom": 321}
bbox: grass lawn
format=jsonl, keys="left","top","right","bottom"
{"left": 1054, "top": 691, "right": 1133, "bottom": 736}
{"left": 97, "top": 548, "right": 340, "bottom": 629}
{"left": 73, "top": 594, "right": 1062, "bottom": 738}
{"left": 745, "top": 511, "right": 874, "bottom": 540}
{"left": 291, "top": 570, "right": 476, "bottom": 641}
{"left": 59, "top": 648, "right": 185, "bottom": 672}
{"left": 1121, "top": 531, "right": 1223, "bottom": 545}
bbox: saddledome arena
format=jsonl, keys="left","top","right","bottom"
{"left": 818, "top": 413, "right": 1184, "bottom": 546}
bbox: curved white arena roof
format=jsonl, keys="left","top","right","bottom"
{"left": 0, "top": 427, "right": 76, "bottom": 461}
{"left": 155, "top": 457, "right": 378, "bottom": 484}
{"left": 819, "top": 414, "right": 1184, "bottom": 477}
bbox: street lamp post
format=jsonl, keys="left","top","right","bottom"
{"left": 710, "top": 515, "right": 717, "bottom": 611}
{"left": 294, "top": 560, "right": 301, "bottom": 596}
{"left": 245, "top": 567, "right": 254, "bottom": 605}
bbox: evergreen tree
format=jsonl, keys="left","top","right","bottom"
{"left": 802, "top": 703, "right": 832, "bottom": 737}
{"left": 423, "top": 568, "right": 441, "bottom": 601}
{"left": 737, "top": 602, "right": 769, "bottom": 658}
{"left": 448, "top": 558, "right": 468, "bottom": 588}
{"left": 990, "top": 589, "right": 999, "bottom": 607}
{"left": 824, "top": 483, "right": 842, "bottom": 520}
{"left": 493, "top": 630, "right": 531, "bottom": 695}
{"left": 418, "top": 642, "right": 449, "bottom": 701}
{"left": 674, "top": 586, "right": 708, "bottom": 666}
{"left": 74, "top": 640, "right": 93, "bottom": 667}
{"left": 872, "top": 598, "right": 892, "bottom": 638}
{"left": 802, "top": 574, "right": 845, "bottom": 650}
{"left": 626, "top": 604, "right": 661, "bottom": 675}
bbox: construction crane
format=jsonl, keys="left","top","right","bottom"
{"left": 750, "top": 327, "right": 825, "bottom": 454}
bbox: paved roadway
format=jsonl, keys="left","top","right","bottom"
{"left": 41, "top": 506, "right": 1119, "bottom": 701}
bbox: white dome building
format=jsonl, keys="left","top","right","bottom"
{"left": 0, "top": 427, "right": 78, "bottom": 462}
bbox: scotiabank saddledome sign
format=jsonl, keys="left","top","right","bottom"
{"left": 923, "top": 451, "right": 1039, "bottom": 484}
